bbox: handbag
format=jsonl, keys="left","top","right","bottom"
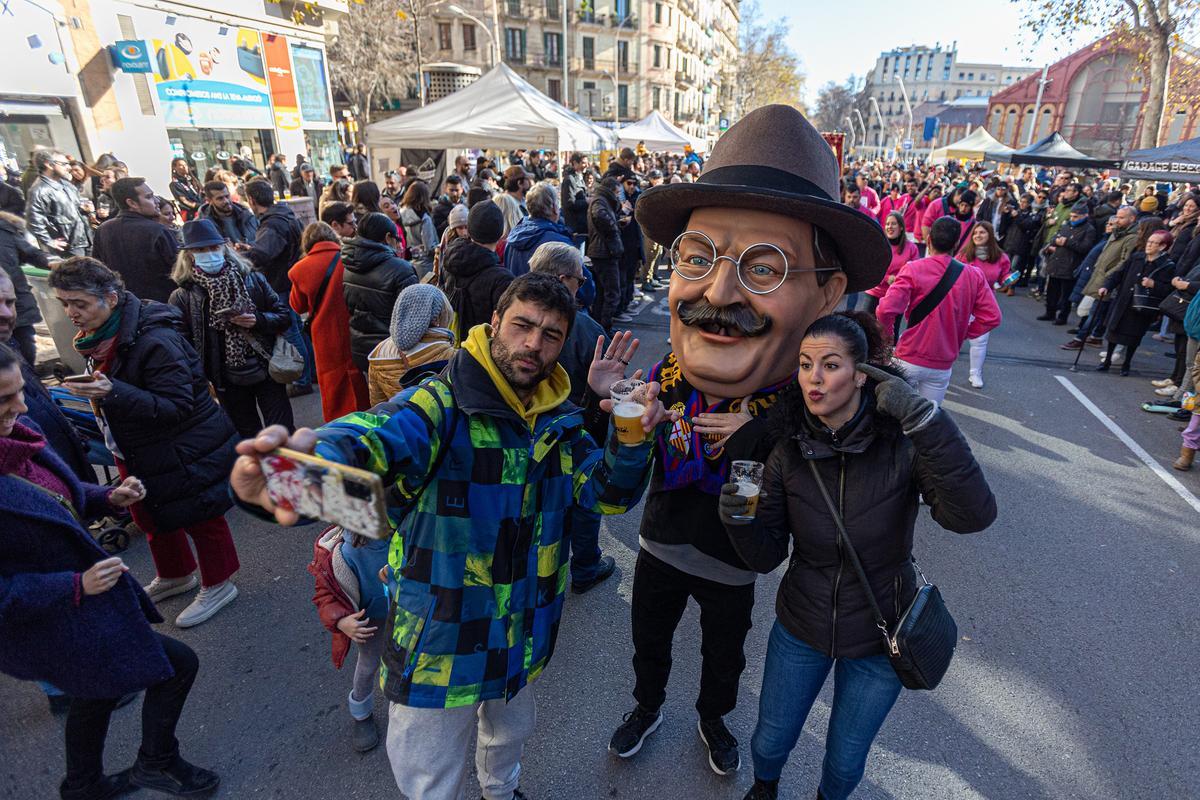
{"left": 239, "top": 330, "right": 304, "bottom": 384}
{"left": 303, "top": 252, "right": 340, "bottom": 336}
{"left": 1159, "top": 290, "right": 1191, "bottom": 324}
{"left": 1131, "top": 262, "right": 1171, "bottom": 313}
{"left": 806, "top": 460, "right": 957, "bottom": 690}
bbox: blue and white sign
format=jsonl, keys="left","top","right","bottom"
{"left": 902, "top": 139, "right": 913, "bottom": 151}
{"left": 111, "top": 40, "right": 152, "bottom": 73}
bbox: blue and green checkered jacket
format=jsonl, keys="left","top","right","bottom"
{"left": 315, "top": 348, "right": 653, "bottom": 708}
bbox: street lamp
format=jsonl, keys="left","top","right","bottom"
{"left": 600, "top": 69, "right": 618, "bottom": 124}
{"left": 895, "top": 76, "right": 913, "bottom": 149}
{"left": 868, "top": 97, "right": 886, "bottom": 156}
{"left": 447, "top": 4, "right": 500, "bottom": 67}
{"left": 852, "top": 109, "right": 868, "bottom": 151}
{"left": 844, "top": 116, "right": 856, "bottom": 151}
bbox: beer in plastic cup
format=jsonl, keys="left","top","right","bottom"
{"left": 611, "top": 378, "right": 647, "bottom": 445}
{"left": 730, "top": 460, "right": 764, "bottom": 520}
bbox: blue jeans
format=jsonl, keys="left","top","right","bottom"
{"left": 568, "top": 505, "right": 602, "bottom": 583}
{"left": 284, "top": 309, "right": 316, "bottom": 388}
{"left": 751, "top": 621, "right": 902, "bottom": 799}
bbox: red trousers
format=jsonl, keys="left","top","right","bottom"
{"left": 116, "top": 462, "right": 239, "bottom": 586}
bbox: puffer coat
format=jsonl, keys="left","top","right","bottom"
{"left": 341, "top": 237, "right": 418, "bottom": 372}
{"left": 726, "top": 385, "right": 996, "bottom": 659}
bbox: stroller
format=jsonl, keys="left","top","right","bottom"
{"left": 49, "top": 386, "right": 141, "bottom": 554}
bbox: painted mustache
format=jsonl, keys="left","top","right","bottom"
{"left": 676, "top": 299, "right": 773, "bottom": 338}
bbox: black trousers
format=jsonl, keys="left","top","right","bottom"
{"left": 1171, "top": 332, "right": 1189, "bottom": 385}
{"left": 218, "top": 378, "right": 295, "bottom": 439}
{"left": 631, "top": 549, "right": 755, "bottom": 721}
{"left": 590, "top": 256, "right": 621, "bottom": 332}
{"left": 64, "top": 634, "right": 199, "bottom": 791}
{"left": 619, "top": 251, "right": 640, "bottom": 310}
{"left": 1044, "top": 276, "right": 1074, "bottom": 321}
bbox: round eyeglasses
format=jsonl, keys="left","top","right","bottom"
{"left": 668, "top": 230, "right": 838, "bottom": 295}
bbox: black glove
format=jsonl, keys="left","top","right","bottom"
{"left": 857, "top": 363, "right": 937, "bottom": 434}
{"left": 719, "top": 482, "right": 753, "bottom": 527}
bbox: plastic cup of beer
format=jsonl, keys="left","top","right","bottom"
{"left": 730, "top": 460, "right": 764, "bottom": 520}
{"left": 610, "top": 378, "right": 648, "bottom": 445}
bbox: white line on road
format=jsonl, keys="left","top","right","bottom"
{"left": 1056, "top": 375, "right": 1200, "bottom": 514}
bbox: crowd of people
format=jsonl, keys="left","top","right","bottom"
{"left": 0, "top": 101, "right": 1189, "bottom": 800}
{"left": 839, "top": 156, "right": 1200, "bottom": 469}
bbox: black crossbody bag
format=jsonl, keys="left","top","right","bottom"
{"left": 303, "top": 252, "right": 340, "bottom": 336}
{"left": 807, "top": 460, "right": 957, "bottom": 690}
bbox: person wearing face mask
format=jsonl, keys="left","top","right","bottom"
{"left": 51, "top": 256, "right": 241, "bottom": 629}
{"left": 168, "top": 219, "right": 294, "bottom": 438}
{"left": 719, "top": 311, "right": 995, "bottom": 800}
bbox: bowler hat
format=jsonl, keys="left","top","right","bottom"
{"left": 181, "top": 219, "right": 226, "bottom": 250}
{"left": 636, "top": 104, "right": 889, "bottom": 292}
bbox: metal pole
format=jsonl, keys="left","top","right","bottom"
{"left": 1025, "top": 63, "right": 1049, "bottom": 146}
{"left": 896, "top": 75, "right": 913, "bottom": 148}
{"left": 869, "top": 97, "right": 886, "bottom": 157}
{"left": 561, "top": 0, "right": 569, "bottom": 107}
{"left": 845, "top": 117, "right": 856, "bottom": 151}
{"left": 491, "top": 0, "right": 502, "bottom": 67}
{"left": 853, "top": 109, "right": 868, "bottom": 153}
{"left": 411, "top": 0, "right": 426, "bottom": 106}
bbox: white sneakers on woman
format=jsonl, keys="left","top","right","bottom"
{"left": 142, "top": 574, "right": 238, "bottom": 627}
{"left": 968, "top": 373, "right": 984, "bottom": 389}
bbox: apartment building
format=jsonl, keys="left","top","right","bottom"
{"left": 424, "top": 0, "right": 738, "bottom": 143}
{"left": 861, "top": 43, "right": 1036, "bottom": 148}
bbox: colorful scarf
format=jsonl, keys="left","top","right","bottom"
{"left": 648, "top": 351, "right": 793, "bottom": 496}
{"left": 191, "top": 262, "right": 257, "bottom": 369}
{"left": 72, "top": 305, "right": 122, "bottom": 367}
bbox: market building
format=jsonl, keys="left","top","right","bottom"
{"left": 1, "top": 0, "right": 346, "bottom": 190}
{"left": 985, "top": 35, "right": 1200, "bottom": 160}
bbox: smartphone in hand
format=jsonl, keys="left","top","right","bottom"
{"left": 63, "top": 373, "right": 96, "bottom": 384}
{"left": 259, "top": 448, "right": 391, "bottom": 539}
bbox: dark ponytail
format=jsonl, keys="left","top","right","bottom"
{"left": 802, "top": 310, "right": 892, "bottom": 366}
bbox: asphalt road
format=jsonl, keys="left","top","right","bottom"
{"left": 3, "top": 288, "right": 1198, "bottom": 800}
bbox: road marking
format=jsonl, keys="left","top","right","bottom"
{"left": 1055, "top": 375, "right": 1200, "bottom": 514}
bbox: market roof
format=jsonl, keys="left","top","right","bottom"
{"left": 364, "top": 63, "right": 615, "bottom": 152}
{"left": 986, "top": 131, "right": 1118, "bottom": 169}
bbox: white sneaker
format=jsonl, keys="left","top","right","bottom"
{"left": 1152, "top": 378, "right": 1176, "bottom": 388}
{"left": 968, "top": 374, "right": 984, "bottom": 389}
{"left": 175, "top": 581, "right": 238, "bottom": 628}
{"left": 142, "top": 574, "right": 198, "bottom": 603}
{"left": 1155, "top": 384, "right": 1180, "bottom": 396}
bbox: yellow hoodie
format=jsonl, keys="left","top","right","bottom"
{"left": 462, "top": 324, "right": 571, "bottom": 429}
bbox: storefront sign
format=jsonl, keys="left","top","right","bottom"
{"left": 111, "top": 40, "right": 152, "bottom": 73}
{"left": 262, "top": 33, "right": 300, "bottom": 131}
{"left": 289, "top": 43, "right": 333, "bottom": 124}
{"left": 138, "top": 11, "right": 273, "bottom": 129}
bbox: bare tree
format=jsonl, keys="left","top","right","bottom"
{"left": 812, "top": 80, "right": 858, "bottom": 132}
{"left": 326, "top": 0, "right": 418, "bottom": 125}
{"left": 1016, "top": 0, "right": 1200, "bottom": 148}
{"left": 735, "top": 0, "right": 807, "bottom": 117}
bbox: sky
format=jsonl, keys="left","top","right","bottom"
{"left": 757, "top": 0, "right": 1104, "bottom": 106}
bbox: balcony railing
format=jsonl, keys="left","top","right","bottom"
{"left": 576, "top": 10, "right": 605, "bottom": 24}
{"left": 612, "top": 14, "right": 638, "bottom": 28}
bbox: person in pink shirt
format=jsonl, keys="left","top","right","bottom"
{"left": 920, "top": 185, "right": 956, "bottom": 249}
{"left": 877, "top": 217, "right": 1002, "bottom": 404}
{"left": 902, "top": 178, "right": 931, "bottom": 247}
{"left": 877, "top": 184, "right": 909, "bottom": 224}
{"left": 950, "top": 189, "right": 978, "bottom": 253}
{"left": 957, "top": 221, "right": 1011, "bottom": 388}
{"left": 864, "top": 212, "right": 919, "bottom": 324}
{"left": 843, "top": 181, "right": 880, "bottom": 223}
{"left": 855, "top": 173, "right": 880, "bottom": 218}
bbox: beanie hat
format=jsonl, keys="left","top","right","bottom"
{"left": 1071, "top": 200, "right": 1091, "bottom": 214}
{"left": 358, "top": 211, "right": 397, "bottom": 243}
{"left": 447, "top": 202, "right": 469, "bottom": 229}
{"left": 467, "top": 200, "right": 504, "bottom": 245}
{"left": 1139, "top": 196, "right": 1159, "bottom": 212}
{"left": 389, "top": 283, "right": 451, "bottom": 351}
{"left": 958, "top": 189, "right": 977, "bottom": 207}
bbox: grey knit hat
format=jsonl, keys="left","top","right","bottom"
{"left": 447, "top": 202, "right": 469, "bottom": 229}
{"left": 390, "top": 283, "right": 452, "bottom": 351}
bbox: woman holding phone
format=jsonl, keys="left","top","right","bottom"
{"left": 0, "top": 341, "right": 219, "bottom": 800}
{"left": 718, "top": 311, "right": 996, "bottom": 800}
{"left": 168, "top": 218, "right": 294, "bottom": 438}
{"left": 51, "top": 255, "right": 240, "bottom": 628}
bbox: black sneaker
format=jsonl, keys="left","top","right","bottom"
{"left": 1169, "top": 408, "right": 1191, "bottom": 422}
{"left": 60, "top": 769, "right": 133, "bottom": 800}
{"left": 130, "top": 754, "right": 219, "bottom": 797}
{"left": 571, "top": 555, "right": 616, "bottom": 594}
{"left": 742, "top": 779, "right": 779, "bottom": 800}
{"left": 698, "top": 718, "right": 740, "bottom": 775}
{"left": 609, "top": 705, "right": 663, "bottom": 758}
{"left": 481, "top": 791, "right": 528, "bottom": 800}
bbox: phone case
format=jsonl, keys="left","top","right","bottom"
{"left": 260, "top": 448, "right": 390, "bottom": 539}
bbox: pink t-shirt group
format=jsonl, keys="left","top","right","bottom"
{"left": 866, "top": 239, "right": 921, "bottom": 299}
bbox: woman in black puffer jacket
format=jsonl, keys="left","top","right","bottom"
{"left": 341, "top": 212, "right": 418, "bottom": 372}
{"left": 51, "top": 256, "right": 241, "bottom": 629}
{"left": 720, "top": 311, "right": 996, "bottom": 800}
{"left": 168, "top": 219, "right": 293, "bottom": 438}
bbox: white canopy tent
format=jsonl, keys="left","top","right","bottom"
{"left": 364, "top": 63, "right": 615, "bottom": 152}
{"left": 616, "top": 110, "right": 707, "bottom": 153}
{"left": 930, "top": 126, "right": 1014, "bottom": 162}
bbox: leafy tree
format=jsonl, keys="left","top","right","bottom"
{"left": 735, "top": 0, "right": 807, "bottom": 117}
{"left": 1016, "top": 0, "right": 1200, "bottom": 148}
